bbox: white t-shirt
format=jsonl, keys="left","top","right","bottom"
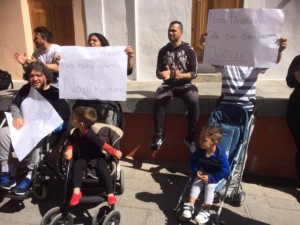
{"left": 32, "top": 44, "right": 61, "bottom": 64}
{"left": 218, "top": 65, "right": 266, "bottom": 111}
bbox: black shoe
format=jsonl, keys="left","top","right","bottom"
{"left": 11, "top": 178, "right": 32, "bottom": 196}
{"left": 184, "top": 138, "right": 196, "bottom": 153}
{"left": 150, "top": 135, "right": 165, "bottom": 151}
{"left": 296, "top": 180, "right": 300, "bottom": 192}
{"left": 0, "top": 173, "right": 16, "bottom": 190}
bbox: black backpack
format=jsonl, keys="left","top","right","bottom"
{"left": 0, "top": 69, "right": 14, "bottom": 91}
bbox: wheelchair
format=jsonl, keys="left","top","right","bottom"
{"left": 0, "top": 117, "right": 69, "bottom": 201}
{"left": 40, "top": 122, "right": 125, "bottom": 225}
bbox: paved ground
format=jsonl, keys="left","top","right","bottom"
{"left": 0, "top": 157, "right": 299, "bottom": 225}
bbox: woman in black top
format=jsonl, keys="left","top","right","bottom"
{"left": 73, "top": 33, "right": 134, "bottom": 129}
{"left": 286, "top": 55, "right": 300, "bottom": 190}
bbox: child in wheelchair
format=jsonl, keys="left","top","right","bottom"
{"left": 181, "top": 125, "right": 230, "bottom": 224}
{"left": 64, "top": 106, "right": 122, "bottom": 206}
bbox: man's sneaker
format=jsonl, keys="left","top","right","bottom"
{"left": 0, "top": 173, "right": 16, "bottom": 190}
{"left": 184, "top": 138, "right": 196, "bottom": 154}
{"left": 181, "top": 203, "right": 194, "bottom": 219}
{"left": 11, "top": 178, "right": 32, "bottom": 195}
{"left": 195, "top": 208, "right": 210, "bottom": 224}
{"left": 150, "top": 135, "right": 165, "bottom": 151}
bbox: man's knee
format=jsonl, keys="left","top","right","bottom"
{"left": 0, "top": 127, "right": 12, "bottom": 153}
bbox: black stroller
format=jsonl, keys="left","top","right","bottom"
{"left": 40, "top": 122, "right": 125, "bottom": 225}
{"left": 174, "top": 103, "right": 255, "bottom": 225}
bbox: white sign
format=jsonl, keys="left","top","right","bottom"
{"left": 5, "top": 87, "right": 63, "bottom": 161}
{"left": 203, "top": 9, "right": 284, "bottom": 68}
{"left": 59, "top": 46, "right": 127, "bottom": 101}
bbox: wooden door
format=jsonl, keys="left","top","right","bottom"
{"left": 28, "top": 0, "right": 75, "bottom": 46}
{"left": 191, "top": 0, "right": 244, "bottom": 59}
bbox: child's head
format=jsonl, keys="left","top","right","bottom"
{"left": 71, "top": 106, "right": 97, "bottom": 129}
{"left": 199, "top": 125, "right": 222, "bottom": 150}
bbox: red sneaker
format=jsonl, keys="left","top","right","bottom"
{"left": 107, "top": 195, "right": 117, "bottom": 205}
{"left": 70, "top": 192, "right": 82, "bottom": 206}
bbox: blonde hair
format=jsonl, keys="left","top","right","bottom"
{"left": 201, "top": 125, "right": 222, "bottom": 143}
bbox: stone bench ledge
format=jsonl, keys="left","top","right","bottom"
{"left": 0, "top": 78, "right": 292, "bottom": 117}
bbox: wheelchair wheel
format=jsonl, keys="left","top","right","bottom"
{"left": 40, "top": 207, "right": 61, "bottom": 225}
{"left": 116, "top": 168, "right": 124, "bottom": 195}
{"left": 92, "top": 206, "right": 110, "bottom": 225}
{"left": 33, "top": 181, "right": 48, "bottom": 200}
{"left": 102, "top": 210, "right": 121, "bottom": 225}
{"left": 49, "top": 212, "right": 73, "bottom": 225}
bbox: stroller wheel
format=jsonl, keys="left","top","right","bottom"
{"left": 102, "top": 210, "right": 121, "bottom": 225}
{"left": 33, "top": 181, "right": 48, "bottom": 200}
{"left": 230, "top": 190, "right": 246, "bottom": 207}
{"left": 40, "top": 207, "right": 61, "bottom": 225}
{"left": 116, "top": 168, "right": 124, "bottom": 195}
{"left": 237, "top": 191, "right": 246, "bottom": 206}
{"left": 49, "top": 212, "right": 73, "bottom": 225}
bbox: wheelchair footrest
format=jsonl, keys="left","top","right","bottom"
{"left": 82, "top": 178, "right": 100, "bottom": 184}
{"left": 80, "top": 195, "right": 105, "bottom": 204}
{"left": 5, "top": 193, "right": 29, "bottom": 201}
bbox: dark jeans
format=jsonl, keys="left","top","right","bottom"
{"left": 72, "top": 158, "right": 113, "bottom": 194}
{"left": 153, "top": 83, "right": 200, "bottom": 141}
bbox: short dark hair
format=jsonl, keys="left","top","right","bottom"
{"left": 34, "top": 26, "right": 53, "bottom": 43}
{"left": 23, "top": 62, "right": 53, "bottom": 84}
{"left": 169, "top": 21, "right": 183, "bottom": 31}
{"left": 73, "top": 106, "right": 97, "bottom": 128}
{"left": 88, "top": 33, "right": 110, "bottom": 46}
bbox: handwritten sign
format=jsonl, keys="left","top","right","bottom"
{"left": 203, "top": 9, "right": 284, "bottom": 68}
{"left": 5, "top": 87, "right": 63, "bottom": 161}
{"left": 59, "top": 46, "right": 127, "bottom": 101}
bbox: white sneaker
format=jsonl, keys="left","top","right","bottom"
{"left": 195, "top": 208, "right": 210, "bottom": 224}
{"left": 181, "top": 203, "right": 194, "bottom": 219}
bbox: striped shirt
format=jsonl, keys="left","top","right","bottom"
{"left": 218, "top": 65, "right": 266, "bottom": 111}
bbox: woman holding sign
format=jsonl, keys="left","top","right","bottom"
{"left": 73, "top": 33, "right": 134, "bottom": 130}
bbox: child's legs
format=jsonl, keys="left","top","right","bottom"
{"left": 203, "top": 183, "right": 217, "bottom": 209}
{"left": 93, "top": 158, "right": 113, "bottom": 194}
{"left": 72, "top": 159, "right": 87, "bottom": 189}
{"left": 189, "top": 177, "right": 204, "bottom": 205}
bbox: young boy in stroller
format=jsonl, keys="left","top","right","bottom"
{"left": 182, "top": 125, "right": 230, "bottom": 224}
{"left": 64, "top": 106, "right": 122, "bottom": 206}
